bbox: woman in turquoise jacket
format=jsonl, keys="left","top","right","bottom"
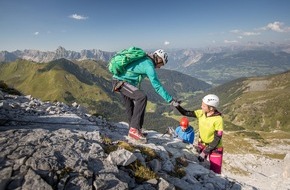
{"left": 112, "top": 48, "right": 178, "bottom": 143}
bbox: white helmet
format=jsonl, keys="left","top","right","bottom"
{"left": 202, "top": 94, "right": 219, "bottom": 108}
{"left": 154, "top": 49, "right": 168, "bottom": 64}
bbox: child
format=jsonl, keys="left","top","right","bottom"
{"left": 174, "top": 94, "right": 224, "bottom": 174}
{"left": 175, "top": 117, "right": 195, "bottom": 144}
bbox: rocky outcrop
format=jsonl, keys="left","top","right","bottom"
{"left": 0, "top": 89, "right": 256, "bottom": 189}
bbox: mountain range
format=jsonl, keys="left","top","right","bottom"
{"left": 0, "top": 46, "right": 115, "bottom": 63}
{"left": 1, "top": 43, "right": 290, "bottom": 86}
{"left": 167, "top": 47, "right": 290, "bottom": 86}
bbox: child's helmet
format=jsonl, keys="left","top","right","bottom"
{"left": 180, "top": 117, "right": 189, "bottom": 129}
{"left": 202, "top": 94, "right": 219, "bottom": 108}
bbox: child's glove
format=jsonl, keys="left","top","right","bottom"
{"left": 195, "top": 146, "right": 202, "bottom": 154}
{"left": 170, "top": 99, "right": 181, "bottom": 107}
{"left": 198, "top": 151, "right": 208, "bottom": 162}
{"left": 168, "top": 127, "right": 178, "bottom": 138}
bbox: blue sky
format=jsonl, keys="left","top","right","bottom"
{"left": 0, "top": 0, "right": 290, "bottom": 52}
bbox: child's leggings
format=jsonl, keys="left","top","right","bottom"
{"left": 198, "top": 143, "right": 223, "bottom": 174}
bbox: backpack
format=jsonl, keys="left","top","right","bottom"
{"left": 108, "top": 47, "right": 147, "bottom": 75}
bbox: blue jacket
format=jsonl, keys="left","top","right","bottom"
{"left": 175, "top": 126, "right": 195, "bottom": 144}
{"left": 113, "top": 57, "right": 173, "bottom": 103}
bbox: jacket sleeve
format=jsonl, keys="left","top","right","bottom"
{"left": 203, "top": 131, "right": 222, "bottom": 154}
{"left": 145, "top": 65, "right": 173, "bottom": 103}
{"left": 190, "top": 127, "right": 195, "bottom": 144}
{"left": 176, "top": 105, "right": 196, "bottom": 117}
{"left": 187, "top": 132, "right": 194, "bottom": 144}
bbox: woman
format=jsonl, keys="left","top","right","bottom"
{"left": 175, "top": 94, "right": 224, "bottom": 174}
{"left": 112, "top": 48, "right": 179, "bottom": 143}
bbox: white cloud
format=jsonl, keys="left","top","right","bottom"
{"left": 230, "top": 29, "right": 240, "bottom": 34}
{"left": 69, "top": 14, "right": 88, "bottom": 20}
{"left": 34, "top": 32, "right": 39, "bottom": 36}
{"left": 164, "top": 41, "right": 170, "bottom": 46}
{"left": 261, "top": 21, "right": 290, "bottom": 32}
{"left": 224, "top": 40, "right": 238, "bottom": 44}
{"left": 242, "top": 32, "right": 260, "bottom": 36}
{"left": 230, "top": 30, "right": 260, "bottom": 36}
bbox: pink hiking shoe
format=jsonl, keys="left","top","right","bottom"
{"left": 128, "top": 127, "right": 147, "bottom": 143}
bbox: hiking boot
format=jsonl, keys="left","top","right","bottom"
{"left": 128, "top": 127, "right": 147, "bottom": 143}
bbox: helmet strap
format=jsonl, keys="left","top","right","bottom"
{"left": 149, "top": 54, "right": 158, "bottom": 66}
{"left": 153, "top": 54, "right": 159, "bottom": 65}
{"left": 206, "top": 106, "right": 217, "bottom": 117}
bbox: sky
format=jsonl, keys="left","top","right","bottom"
{"left": 0, "top": 0, "right": 290, "bottom": 52}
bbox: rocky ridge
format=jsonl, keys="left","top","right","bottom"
{"left": 0, "top": 89, "right": 259, "bottom": 189}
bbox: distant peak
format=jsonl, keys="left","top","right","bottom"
{"left": 56, "top": 46, "right": 66, "bottom": 51}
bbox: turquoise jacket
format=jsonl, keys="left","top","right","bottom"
{"left": 113, "top": 57, "right": 173, "bottom": 103}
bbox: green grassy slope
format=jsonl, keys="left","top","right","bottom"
{"left": 0, "top": 59, "right": 211, "bottom": 131}
{"left": 0, "top": 59, "right": 113, "bottom": 109}
{"left": 213, "top": 71, "right": 290, "bottom": 132}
